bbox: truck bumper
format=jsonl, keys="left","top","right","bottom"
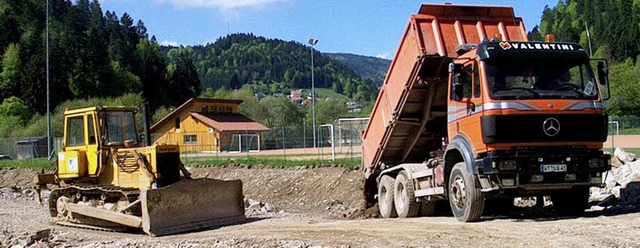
{"left": 477, "top": 148, "right": 610, "bottom": 193}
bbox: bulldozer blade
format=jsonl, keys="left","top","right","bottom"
{"left": 140, "top": 178, "right": 245, "bottom": 236}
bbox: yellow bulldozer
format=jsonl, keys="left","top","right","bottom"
{"left": 33, "top": 106, "right": 245, "bottom": 236}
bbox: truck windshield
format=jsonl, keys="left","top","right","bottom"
{"left": 485, "top": 61, "right": 599, "bottom": 100}
{"left": 103, "top": 111, "right": 138, "bottom": 146}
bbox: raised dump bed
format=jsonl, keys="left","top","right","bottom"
{"left": 361, "top": 4, "right": 527, "bottom": 177}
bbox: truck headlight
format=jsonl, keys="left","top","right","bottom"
{"left": 501, "top": 178, "right": 515, "bottom": 187}
{"left": 498, "top": 160, "right": 517, "bottom": 170}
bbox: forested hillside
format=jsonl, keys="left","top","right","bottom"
{"left": 528, "top": 0, "right": 640, "bottom": 115}
{"left": 0, "top": 0, "right": 201, "bottom": 138}
{"left": 163, "top": 34, "right": 378, "bottom": 102}
{"left": 326, "top": 53, "right": 390, "bottom": 87}
{"left": 0, "top": 0, "right": 200, "bottom": 114}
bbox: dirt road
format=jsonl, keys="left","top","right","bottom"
{"left": 2, "top": 167, "right": 640, "bottom": 247}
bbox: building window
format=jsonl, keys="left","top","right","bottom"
{"left": 174, "top": 118, "right": 180, "bottom": 130}
{"left": 211, "top": 105, "right": 217, "bottom": 113}
{"left": 224, "top": 106, "right": 231, "bottom": 113}
{"left": 218, "top": 106, "right": 224, "bottom": 112}
{"left": 201, "top": 105, "right": 208, "bottom": 112}
{"left": 184, "top": 135, "right": 197, "bottom": 144}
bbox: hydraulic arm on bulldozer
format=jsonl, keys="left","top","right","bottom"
{"left": 34, "top": 106, "right": 245, "bottom": 236}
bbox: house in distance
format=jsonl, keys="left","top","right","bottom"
{"left": 150, "top": 98, "right": 269, "bottom": 153}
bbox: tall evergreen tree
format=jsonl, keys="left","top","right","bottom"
{"left": 136, "top": 38, "right": 168, "bottom": 110}
{"left": 167, "top": 52, "right": 201, "bottom": 106}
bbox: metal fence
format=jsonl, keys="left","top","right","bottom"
{"left": 0, "top": 119, "right": 369, "bottom": 162}
{"left": 609, "top": 116, "right": 640, "bottom": 135}
{"left": 169, "top": 118, "right": 369, "bottom": 162}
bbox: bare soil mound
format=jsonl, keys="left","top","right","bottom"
{"left": 0, "top": 166, "right": 367, "bottom": 217}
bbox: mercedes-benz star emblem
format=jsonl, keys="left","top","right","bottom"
{"left": 543, "top": 118, "right": 561, "bottom": 137}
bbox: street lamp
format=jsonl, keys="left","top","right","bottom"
{"left": 308, "top": 38, "right": 318, "bottom": 148}
{"left": 46, "top": 0, "right": 52, "bottom": 159}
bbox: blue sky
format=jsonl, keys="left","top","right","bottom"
{"left": 98, "top": 0, "right": 559, "bottom": 59}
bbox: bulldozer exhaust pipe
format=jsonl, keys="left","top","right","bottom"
{"left": 141, "top": 103, "right": 152, "bottom": 146}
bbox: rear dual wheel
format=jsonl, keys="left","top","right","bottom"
{"left": 393, "top": 171, "right": 420, "bottom": 218}
{"left": 378, "top": 171, "right": 420, "bottom": 218}
{"left": 378, "top": 175, "right": 397, "bottom": 218}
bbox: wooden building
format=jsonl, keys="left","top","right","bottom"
{"left": 150, "top": 98, "right": 269, "bottom": 152}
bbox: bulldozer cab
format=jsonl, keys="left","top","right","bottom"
{"left": 59, "top": 107, "right": 140, "bottom": 179}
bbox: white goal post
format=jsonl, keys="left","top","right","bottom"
{"left": 228, "top": 134, "right": 261, "bottom": 153}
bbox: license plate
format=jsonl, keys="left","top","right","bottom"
{"left": 541, "top": 164, "right": 567, "bottom": 172}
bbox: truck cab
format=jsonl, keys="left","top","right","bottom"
{"left": 361, "top": 3, "right": 611, "bottom": 222}
{"left": 445, "top": 40, "right": 611, "bottom": 220}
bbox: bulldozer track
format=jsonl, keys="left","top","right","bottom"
{"left": 54, "top": 220, "right": 130, "bottom": 233}
{"left": 48, "top": 185, "right": 141, "bottom": 223}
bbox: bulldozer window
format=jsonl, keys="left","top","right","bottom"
{"left": 104, "top": 111, "right": 138, "bottom": 146}
{"left": 67, "top": 116, "right": 85, "bottom": 146}
{"left": 88, "top": 114, "right": 96, "bottom": 145}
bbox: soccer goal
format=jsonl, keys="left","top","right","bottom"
{"left": 228, "top": 134, "right": 261, "bottom": 153}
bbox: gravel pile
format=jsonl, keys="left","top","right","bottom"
{"left": 590, "top": 148, "right": 640, "bottom": 207}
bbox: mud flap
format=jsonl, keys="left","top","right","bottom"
{"left": 141, "top": 178, "right": 245, "bottom": 236}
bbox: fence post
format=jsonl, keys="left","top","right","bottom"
{"left": 350, "top": 122, "right": 354, "bottom": 163}
{"left": 245, "top": 128, "right": 249, "bottom": 160}
{"left": 282, "top": 126, "right": 286, "bottom": 161}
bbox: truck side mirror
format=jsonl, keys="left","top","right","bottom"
{"left": 597, "top": 61, "right": 608, "bottom": 86}
{"left": 591, "top": 59, "right": 611, "bottom": 101}
{"left": 448, "top": 63, "right": 463, "bottom": 73}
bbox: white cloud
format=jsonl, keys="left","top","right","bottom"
{"left": 376, "top": 52, "right": 391, "bottom": 59}
{"left": 160, "top": 40, "right": 179, "bottom": 47}
{"left": 159, "top": 0, "right": 288, "bottom": 10}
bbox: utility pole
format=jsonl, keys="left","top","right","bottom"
{"left": 46, "top": 0, "right": 52, "bottom": 159}
{"left": 308, "top": 38, "right": 319, "bottom": 148}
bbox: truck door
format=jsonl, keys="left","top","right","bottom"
{"left": 448, "top": 61, "right": 485, "bottom": 152}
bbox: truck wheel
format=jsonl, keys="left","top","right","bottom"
{"left": 448, "top": 162, "right": 484, "bottom": 222}
{"left": 551, "top": 187, "right": 589, "bottom": 217}
{"left": 378, "top": 175, "right": 397, "bottom": 218}
{"left": 394, "top": 171, "right": 419, "bottom": 218}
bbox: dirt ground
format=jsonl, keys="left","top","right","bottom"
{"left": 2, "top": 167, "right": 640, "bottom": 247}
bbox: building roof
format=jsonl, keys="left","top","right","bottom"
{"left": 150, "top": 98, "right": 244, "bottom": 131}
{"left": 191, "top": 112, "right": 269, "bottom": 132}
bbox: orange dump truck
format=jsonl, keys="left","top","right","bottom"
{"left": 361, "top": 3, "right": 611, "bottom": 221}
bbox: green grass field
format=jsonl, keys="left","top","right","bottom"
{"left": 620, "top": 128, "right": 640, "bottom": 135}
{"left": 0, "top": 155, "right": 362, "bottom": 169}
{"left": 183, "top": 156, "right": 361, "bottom": 169}
{"left": 604, "top": 148, "right": 640, "bottom": 155}
{"left": 0, "top": 158, "right": 54, "bottom": 169}
{"left": 314, "top": 88, "right": 351, "bottom": 102}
